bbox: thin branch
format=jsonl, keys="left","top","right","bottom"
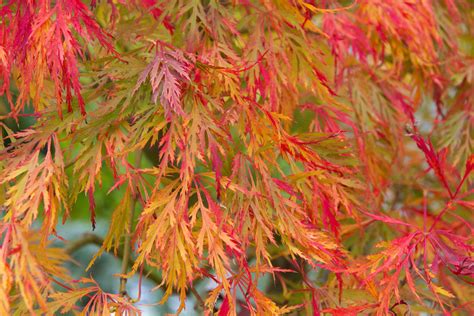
{"left": 65, "top": 233, "right": 162, "bottom": 286}
{"left": 190, "top": 285, "right": 206, "bottom": 310}
{"left": 65, "top": 233, "right": 208, "bottom": 310}
{"left": 120, "top": 150, "right": 143, "bottom": 296}
{"left": 64, "top": 155, "right": 79, "bottom": 169}
{"left": 65, "top": 233, "right": 103, "bottom": 254}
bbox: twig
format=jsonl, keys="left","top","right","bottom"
{"left": 119, "top": 150, "right": 143, "bottom": 296}
{"left": 65, "top": 232, "right": 162, "bottom": 286}
{"left": 190, "top": 285, "right": 206, "bottom": 310}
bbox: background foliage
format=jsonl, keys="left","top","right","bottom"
{"left": 0, "top": 0, "right": 473, "bottom": 315}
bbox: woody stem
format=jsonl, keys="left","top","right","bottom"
{"left": 119, "top": 150, "right": 142, "bottom": 296}
{"left": 66, "top": 233, "right": 162, "bottom": 285}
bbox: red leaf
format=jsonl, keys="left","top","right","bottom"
{"left": 218, "top": 295, "right": 230, "bottom": 316}
{"left": 411, "top": 134, "right": 453, "bottom": 197}
{"left": 361, "top": 210, "right": 415, "bottom": 228}
{"left": 272, "top": 178, "right": 299, "bottom": 198}
{"left": 141, "top": 0, "right": 174, "bottom": 33}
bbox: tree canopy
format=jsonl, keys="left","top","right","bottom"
{"left": 0, "top": 0, "right": 472, "bottom": 315}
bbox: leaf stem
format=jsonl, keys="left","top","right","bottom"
{"left": 119, "top": 150, "right": 143, "bottom": 296}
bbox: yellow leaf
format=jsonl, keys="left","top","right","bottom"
{"left": 432, "top": 284, "right": 455, "bottom": 298}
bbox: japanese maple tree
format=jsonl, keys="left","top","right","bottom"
{"left": 0, "top": 0, "right": 473, "bottom": 315}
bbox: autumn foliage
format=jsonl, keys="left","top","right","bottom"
{"left": 0, "top": 0, "right": 473, "bottom": 315}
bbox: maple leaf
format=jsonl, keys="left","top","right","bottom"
{"left": 2, "top": 0, "right": 115, "bottom": 117}
{"left": 428, "top": 230, "right": 474, "bottom": 278}
{"left": 0, "top": 223, "right": 70, "bottom": 314}
{"left": 134, "top": 44, "right": 191, "bottom": 119}
{"left": 411, "top": 133, "right": 453, "bottom": 197}
{"left": 0, "top": 0, "right": 472, "bottom": 315}
{"left": 0, "top": 131, "right": 69, "bottom": 238}
{"left": 141, "top": 0, "right": 174, "bottom": 33}
{"left": 46, "top": 278, "right": 141, "bottom": 315}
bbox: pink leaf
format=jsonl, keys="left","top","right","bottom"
{"left": 134, "top": 45, "right": 191, "bottom": 119}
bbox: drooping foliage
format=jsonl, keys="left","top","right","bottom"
{"left": 0, "top": 0, "right": 472, "bottom": 315}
